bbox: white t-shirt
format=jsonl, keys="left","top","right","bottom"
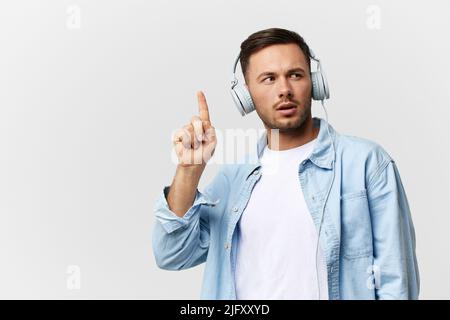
{"left": 235, "top": 138, "right": 329, "bottom": 300}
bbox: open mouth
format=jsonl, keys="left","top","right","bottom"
{"left": 276, "top": 104, "right": 297, "bottom": 116}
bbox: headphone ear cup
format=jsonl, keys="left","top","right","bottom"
{"left": 311, "top": 71, "right": 324, "bottom": 100}
{"left": 230, "top": 88, "right": 245, "bottom": 116}
{"left": 321, "top": 69, "right": 330, "bottom": 99}
{"left": 231, "top": 83, "right": 255, "bottom": 116}
{"left": 311, "top": 71, "right": 330, "bottom": 101}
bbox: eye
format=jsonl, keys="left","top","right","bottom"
{"left": 263, "top": 76, "right": 275, "bottom": 83}
{"left": 291, "top": 73, "right": 303, "bottom": 78}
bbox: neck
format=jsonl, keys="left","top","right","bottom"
{"left": 266, "top": 116, "right": 319, "bottom": 151}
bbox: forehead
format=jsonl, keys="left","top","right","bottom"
{"left": 247, "top": 43, "right": 309, "bottom": 74}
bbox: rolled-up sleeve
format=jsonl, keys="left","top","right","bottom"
{"left": 367, "top": 159, "right": 420, "bottom": 299}
{"left": 154, "top": 186, "right": 217, "bottom": 234}
{"left": 152, "top": 169, "right": 226, "bottom": 271}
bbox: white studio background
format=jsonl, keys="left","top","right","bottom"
{"left": 0, "top": 0, "right": 448, "bottom": 299}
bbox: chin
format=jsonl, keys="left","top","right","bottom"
{"left": 272, "top": 121, "right": 301, "bottom": 131}
{"left": 276, "top": 115, "right": 307, "bottom": 130}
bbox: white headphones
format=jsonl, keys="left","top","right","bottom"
{"left": 230, "top": 48, "right": 330, "bottom": 116}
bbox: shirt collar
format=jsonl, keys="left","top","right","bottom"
{"left": 243, "top": 117, "right": 337, "bottom": 179}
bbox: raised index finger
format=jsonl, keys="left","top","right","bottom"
{"left": 197, "top": 91, "right": 210, "bottom": 122}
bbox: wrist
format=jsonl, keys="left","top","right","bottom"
{"left": 176, "top": 163, "right": 206, "bottom": 178}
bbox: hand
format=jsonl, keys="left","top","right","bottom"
{"left": 172, "top": 91, "right": 217, "bottom": 167}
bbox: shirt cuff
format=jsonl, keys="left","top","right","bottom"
{"left": 153, "top": 186, "right": 219, "bottom": 234}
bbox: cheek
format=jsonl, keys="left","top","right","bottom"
{"left": 251, "top": 85, "right": 270, "bottom": 98}
{"left": 250, "top": 87, "right": 272, "bottom": 108}
{"left": 297, "top": 80, "right": 312, "bottom": 96}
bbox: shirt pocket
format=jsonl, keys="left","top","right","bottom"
{"left": 340, "top": 189, "right": 373, "bottom": 259}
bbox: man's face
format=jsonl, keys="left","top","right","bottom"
{"left": 245, "top": 43, "right": 312, "bottom": 131}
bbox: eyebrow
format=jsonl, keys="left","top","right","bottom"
{"left": 257, "top": 67, "right": 306, "bottom": 80}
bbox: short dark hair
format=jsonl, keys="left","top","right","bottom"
{"left": 239, "top": 27, "right": 312, "bottom": 82}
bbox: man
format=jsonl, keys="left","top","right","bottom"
{"left": 152, "top": 28, "right": 420, "bottom": 300}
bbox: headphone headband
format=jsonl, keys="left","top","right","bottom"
{"left": 231, "top": 54, "right": 240, "bottom": 87}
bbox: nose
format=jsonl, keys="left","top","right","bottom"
{"left": 278, "top": 78, "right": 293, "bottom": 100}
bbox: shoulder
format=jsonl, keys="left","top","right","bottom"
{"left": 336, "top": 134, "right": 394, "bottom": 185}
{"left": 337, "top": 134, "right": 392, "bottom": 161}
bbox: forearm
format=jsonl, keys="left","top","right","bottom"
{"left": 167, "top": 164, "right": 206, "bottom": 217}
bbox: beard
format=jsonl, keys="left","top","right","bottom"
{"left": 256, "top": 100, "right": 312, "bottom": 133}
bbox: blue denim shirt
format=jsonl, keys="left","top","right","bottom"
{"left": 152, "top": 117, "right": 420, "bottom": 300}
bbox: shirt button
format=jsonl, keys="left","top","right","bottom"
{"left": 232, "top": 207, "right": 238, "bottom": 212}
{"left": 330, "top": 266, "right": 334, "bottom": 273}
{"left": 253, "top": 170, "right": 259, "bottom": 175}
{"left": 224, "top": 243, "right": 230, "bottom": 249}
